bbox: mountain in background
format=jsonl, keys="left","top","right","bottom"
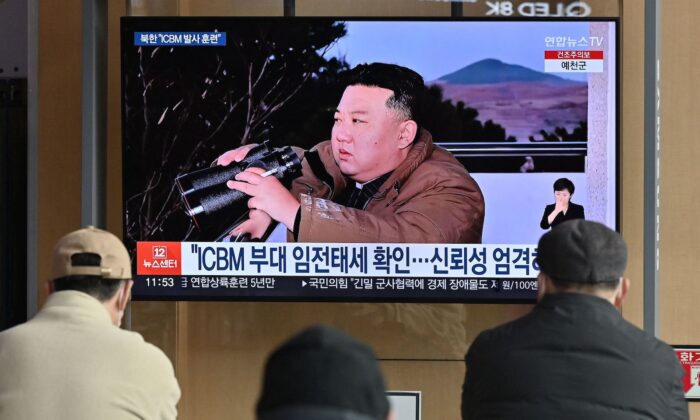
{"left": 430, "top": 59, "right": 588, "bottom": 141}
{"left": 437, "top": 58, "right": 581, "bottom": 85}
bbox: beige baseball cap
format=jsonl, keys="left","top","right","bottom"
{"left": 51, "top": 226, "right": 132, "bottom": 280}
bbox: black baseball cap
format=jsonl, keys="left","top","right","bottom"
{"left": 537, "top": 220, "right": 627, "bottom": 284}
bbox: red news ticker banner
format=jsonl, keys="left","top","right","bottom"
{"left": 544, "top": 50, "right": 604, "bottom": 60}
{"left": 673, "top": 347, "right": 700, "bottom": 399}
{"left": 136, "top": 242, "right": 181, "bottom": 275}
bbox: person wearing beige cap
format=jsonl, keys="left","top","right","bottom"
{"left": 0, "top": 226, "right": 180, "bottom": 420}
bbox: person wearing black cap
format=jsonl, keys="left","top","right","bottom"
{"left": 257, "top": 324, "right": 393, "bottom": 420}
{"left": 0, "top": 226, "right": 180, "bottom": 420}
{"left": 461, "top": 220, "right": 688, "bottom": 419}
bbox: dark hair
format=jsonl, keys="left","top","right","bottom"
{"left": 52, "top": 253, "right": 124, "bottom": 301}
{"left": 344, "top": 62, "right": 424, "bottom": 123}
{"left": 549, "top": 276, "right": 620, "bottom": 292}
{"left": 53, "top": 276, "right": 124, "bottom": 301}
{"left": 553, "top": 177, "right": 575, "bottom": 195}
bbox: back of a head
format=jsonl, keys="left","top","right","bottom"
{"left": 537, "top": 220, "right": 627, "bottom": 288}
{"left": 344, "top": 62, "right": 424, "bottom": 123}
{"left": 51, "top": 226, "right": 132, "bottom": 301}
{"left": 257, "top": 325, "right": 390, "bottom": 420}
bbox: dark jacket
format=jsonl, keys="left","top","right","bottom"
{"left": 289, "top": 129, "right": 485, "bottom": 243}
{"left": 462, "top": 293, "right": 688, "bottom": 420}
{"left": 540, "top": 202, "right": 585, "bottom": 229}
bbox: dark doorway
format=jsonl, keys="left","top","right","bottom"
{"left": 0, "top": 78, "right": 28, "bottom": 330}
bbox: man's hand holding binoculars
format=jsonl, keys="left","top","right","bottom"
{"left": 229, "top": 209, "right": 271, "bottom": 240}
{"left": 216, "top": 144, "right": 300, "bottom": 239}
{"left": 227, "top": 167, "right": 300, "bottom": 232}
{"left": 216, "top": 144, "right": 258, "bottom": 167}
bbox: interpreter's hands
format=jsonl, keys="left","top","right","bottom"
{"left": 554, "top": 194, "right": 568, "bottom": 213}
{"left": 216, "top": 143, "right": 258, "bottom": 166}
{"left": 227, "top": 167, "right": 300, "bottom": 231}
{"left": 229, "top": 209, "right": 273, "bottom": 240}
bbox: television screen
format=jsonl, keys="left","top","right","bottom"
{"left": 121, "top": 17, "right": 618, "bottom": 302}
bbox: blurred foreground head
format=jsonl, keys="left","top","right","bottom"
{"left": 257, "top": 325, "right": 390, "bottom": 420}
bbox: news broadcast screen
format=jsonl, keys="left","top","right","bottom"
{"left": 121, "top": 17, "right": 618, "bottom": 302}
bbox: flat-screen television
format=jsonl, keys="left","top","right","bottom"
{"left": 121, "top": 17, "right": 618, "bottom": 302}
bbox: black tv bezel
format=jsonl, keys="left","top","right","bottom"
{"left": 120, "top": 16, "right": 621, "bottom": 304}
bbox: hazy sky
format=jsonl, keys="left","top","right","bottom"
{"left": 324, "top": 21, "right": 613, "bottom": 83}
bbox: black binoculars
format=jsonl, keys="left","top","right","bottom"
{"left": 175, "top": 141, "right": 302, "bottom": 235}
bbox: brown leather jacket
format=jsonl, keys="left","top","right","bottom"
{"left": 289, "top": 129, "right": 485, "bottom": 243}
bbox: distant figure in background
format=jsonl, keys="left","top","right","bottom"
{"left": 461, "top": 220, "right": 688, "bottom": 419}
{"left": 519, "top": 156, "right": 535, "bottom": 173}
{"left": 539, "top": 177, "right": 585, "bottom": 229}
{"left": 0, "top": 226, "right": 180, "bottom": 420}
{"left": 257, "top": 324, "right": 393, "bottom": 420}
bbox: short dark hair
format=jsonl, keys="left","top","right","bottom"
{"left": 53, "top": 276, "right": 125, "bottom": 302}
{"left": 553, "top": 177, "right": 575, "bottom": 194}
{"left": 549, "top": 276, "right": 620, "bottom": 293}
{"left": 52, "top": 252, "right": 124, "bottom": 301}
{"left": 344, "top": 62, "right": 424, "bottom": 123}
